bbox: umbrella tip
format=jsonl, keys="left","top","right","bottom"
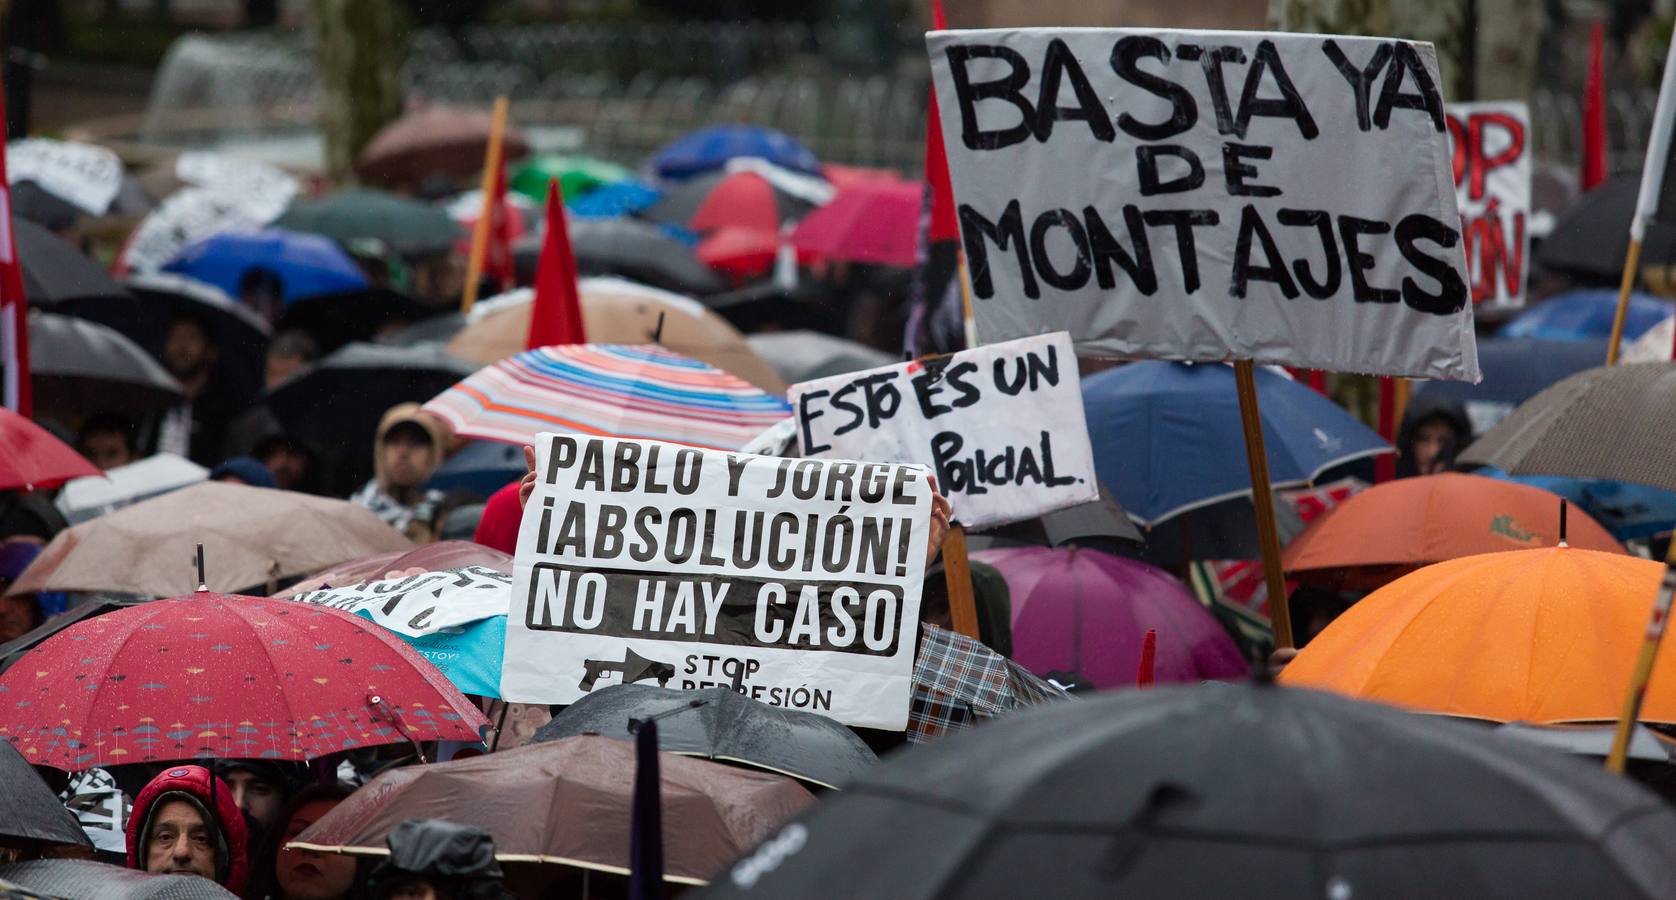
{"left": 1558, "top": 498, "right": 1569, "bottom": 548}
{"left": 195, "top": 543, "right": 207, "bottom": 592}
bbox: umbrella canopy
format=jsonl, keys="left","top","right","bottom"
{"left": 699, "top": 682, "right": 1676, "bottom": 899}
{"left": 685, "top": 171, "right": 817, "bottom": 234}
{"left": 281, "top": 539, "right": 513, "bottom": 596}
{"left": 425, "top": 439, "right": 526, "bottom": 495}
{"left": 652, "top": 125, "right": 820, "bottom": 179}
{"left": 291, "top": 735, "right": 814, "bottom": 885}
{"left": 1623, "top": 315, "right": 1674, "bottom": 363}
{"left": 0, "top": 407, "right": 100, "bottom": 491}
{"left": 1460, "top": 362, "right": 1676, "bottom": 493}
{"left": 969, "top": 546, "right": 1248, "bottom": 689}
{"left": 69, "top": 273, "right": 271, "bottom": 360}
{"left": 0, "top": 592, "right": 487, "bottom": 769}
{"left": 162, "top": 229, "right": 368, "bottom": 304}
{"left": 0, "top": 738, "right": 92, "bottom": 850}
{"left": 514, "top": 218, "right": 725, "bottom": 295}
{"left": 567, "top": 180, "right": 662, "bottom": 218}
{"left": 695, "top": 226, "right": 780, "bottom": 281}
{"left": 1411, "top": 337, "right": 1610, "bottom": 435}
{"left": 1497, "top": 288, "right": 1671, "bottom": 342}
{"left": 275, "top": 189, "right": 462, "bottom": 256}
{"left": 357, "top": 105, "right": 530, "bottom": 187}
{"left": 55, "top": 452, "right": 207, "bottom": 524}
{"left": 0, "top": 598, "right": 144, "bottom": 674}
{"left": 1536, "top": 173, "right": 1676, "bottom": 282}
{"left": 10, "top": 481, "right": 411, "bottom": 597}
{"left": 1282, "top": 473, "right": 1625, "bottom": 588}
{"left": 966, "top": 482, "right": 1146, "bottom": 551}
{"left": 1280, "top": 547, "right": 1676, "bottom": 724}
{"left": 530, "top": 684, "right": 878, "bottom": 790}
{"left": 28, "top": 311, "right": 184, "bottom": 414}
{"left": 423, "top": 343, "right": 791, "bottom": 451}
{"left": 790, "top": 177, "right": 921, "bottom": 267}
{"left": 745, "top": 330, "right": 895, "bottom": 385}
{"left": 510, "top": 153, "right": 632, "bottom": 203}
{"left": 15, "top": 218, "right": 129, "bottom": 307}
{"left": 1476, "top": 466, "right": 1676, "bottom": 541}
{"left": 446, "top": 280, "right": 784, "bottom": 391}
{"left": 0, "top": 859, "right": 239, "bottom": 899}
{"left": 1082, "top": 361, "right": 1390, "bottom": 526}
{"left": 274, "top": 287, "right": 431, "bottom": 355}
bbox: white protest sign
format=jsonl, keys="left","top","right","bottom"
{"left": 928, "top": 28, "right": 1479, "bottom": 382}
{"left": 504, "top": 433, "right": 932, "bottom": 730}
{"left": 290, "top": 566, "right": 511, "bottom": 638}
{"left": 119, "top": 187, "right": 266, "bottom": 274}
{"left": 174, "top": 151, "right": 300, "bottom": 222}
{"left": 1445, "top": 101, "right": 1529, "bottom": 309}
{"left": 8, "top": 138, "right": 123, "bottom": 214}
{"left": 790, "top": 332, "right": 1096, "bottom": 529}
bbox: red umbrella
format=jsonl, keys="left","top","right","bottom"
{"left": 791, "top": 178, "right": 922, "bottom": 267}
{"left": 0, "top": 593, "right": 489, "bottom": 770}
{"left": 0, "top": 407, "right": 99, "bottom": 490}
{"left": 689, "top": 171, "right": 812, "bottom": 233}
{"left": 695, "top": 226, "right": 781, "bottom": 281}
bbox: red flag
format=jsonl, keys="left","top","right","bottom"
{"left": 0, "top": 83, "right": 30, "bottom": 416}
{"left": 923, "top": 0, "right": 959, "bottom": 243}
{"left": 525, "top": 179, "right": 586, "bottom": 350}
{"left": 483, "top": 163, "right": 516, "bottom": 292}
{"left": 1374, "top": 376, "right": 1397, "bottom": 483}
{"left": 1581, "top": 21, "right": 1608, "bottom": 191}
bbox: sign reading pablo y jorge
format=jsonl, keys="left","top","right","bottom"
{"left": 927, "top": 28, "right": 1480, "bottom": 382}
{"left": 502, "top": 433, "right": 932, "bottom": 730}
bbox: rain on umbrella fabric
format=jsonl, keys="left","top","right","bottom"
{"left": 0, "top": 737, "right": 91, "bottom": 850}
{"left": 0, "top": 593, "right": 489, "bottom": 770}
{"left": 423, "top": 343, "right": 791, "bottom": 451}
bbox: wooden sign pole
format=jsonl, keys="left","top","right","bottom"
{"left": 1233, "top": 360, "right": 1293, "bottom": 649}
{"left": 1605, "top": 546, "right": 1676, "bottom": 773}
{"left": 460, "top": 95, "right": 510, "bottom": 314}
{"left": 942, "top": 523, "right": 982, "bottom": 641}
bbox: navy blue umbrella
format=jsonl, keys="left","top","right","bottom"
{"left": 163, "top": 228, "right": 368, "bottom": 304}
{"left": 1498, "top": 289, "right": 1671, "bottom": 342}
{"left": 1476, "top": 466, "right": 1676, "bottom": 541}
{"left": 425, "top": 440, "right": 525, "bottom": 496}
{"left": 1413, "top": 337, "right": 1609, "bottom": 435}
{"left": 651, "top": 125, "right": 820, "bottom": 179}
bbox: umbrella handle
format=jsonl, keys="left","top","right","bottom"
{"left": 368, "top": 694, "right": 429, "bottom": 764}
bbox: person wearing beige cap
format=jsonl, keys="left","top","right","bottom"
{"left": 349, "top": 403, "right": 450, "bottom": 543}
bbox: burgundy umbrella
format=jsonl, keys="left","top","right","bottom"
{"left": 971, "top": 546, "right": 1249, "bottom": 689}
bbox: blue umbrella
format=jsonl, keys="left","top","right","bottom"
{"left": 1476, "top": 466, "right": 1676, "bottom": 541}
{"left": 1497, "top": 288, "right": 1672, "bottom": 342}
{"left": 1083, "top": 362, "right": 1389, "bottom": 526}
{"left": 651, "top": 125, "right": 821, "bottom": 179}
{"left": 1413, "top": 337, "right": 1609, "bottom": 435}
{"left": 425, "top": 440, "right": 526, "bottom": 496}
{"left": 567, "top": 180, "right": 662, "bottom": 218}
{"left": 163, "top": 228, "right": 368, "bottom": 304}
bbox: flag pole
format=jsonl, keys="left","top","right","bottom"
{"left": 1605, "top": 544, "right": 1676, "bottom": 773}
{"left": 461, "top": 95, "right": 510, "bottom": 314}
{"left": 1233, "top": 360, "right": 1293, "bottom": 649}
{"left": 1607, "top": 37, "right": 1676, "bottom": 364}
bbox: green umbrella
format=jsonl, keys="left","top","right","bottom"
{"left": 275, "top": 188, "right": 461, "bottom": 255}
{"left": 509, "top": 154, "right": 633, "bottom": 203}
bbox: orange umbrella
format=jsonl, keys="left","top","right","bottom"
{"left": 1279, "top": 547, "right": 1676, "bottom": 724}
{"left": 1282, "top": 473, "right": 1624, "bottom": 589}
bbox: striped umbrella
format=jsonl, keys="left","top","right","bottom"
{"left": 423, "top": 344, "right": 791, "bottom": 450}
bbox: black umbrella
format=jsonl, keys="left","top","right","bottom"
{"left": 376, "top": 311, "right": 466, "bottom": 348}
{"left": 0, "top": 859, "right": 238, "bottom": 899}
{"left": 15, "top": 219, "right": 129, "bottom": 307}
{"left": 513, "top": 219, "right": 725, "bottom": 295}
{"left": 967, "top": 482, "right": 1145, "bottom": 554}
{"left": 12, "top": 174, "right": 153, "bottom": 233}
{"left": 531, "top": 684, "right": 878, "bottom": 790}
{"left": 275, "top": 189, "right": 461, "bottom": 256}
{"left": 29, "top": 311, "right": 183, "bottom": 417}
{"left": 276, "top": 287, "right": 432, "bottom": 355}
{"left": 1538, "top": 173, "right": 1676, "bottom": 284}
{"left": 0, "top": 738, "right": 91, "bottom": 851}
{"left": 0, "top": 598, "right": 145, "bottom": 673}
{"left": 258, "top": 342, "right": 477, "bottom": 495}
{"left": 1107, "top": 494, "right": 1306, "bottom": 569}
{"left": 699, "top": 682, "right": 1676, "bottom": 899}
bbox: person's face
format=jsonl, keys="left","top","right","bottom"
{"left": 81, "top": 431, "right": 132, "bottom": 470}
{"left": 1411, "top": 419, "right": 1457, "bottom": 475}
{"left": 145, "top": 799, "right": 217, "bottom": 880}
{"left": 380, "top": 429, "right": 433, "bottom": 490}
{"left": 275, "top": 799, "right": 357, "bottom": 900}
{"left": 0, "top": 594, "right": 38, "bottom": 642}
{"left": 164, "top": 321, "right": 214, "bottom": 379}
{"left": 224, "top": 769, "right": 285, "bottom": 833}
{"left": 262, "top": 448, "right": 307, "bottom": 491}
{"left": 265, "top": 352, "right": 309, "bottom": 391}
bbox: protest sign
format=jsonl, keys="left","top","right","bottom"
{"left": 8, "top": 138, "right": 123, "bottom": 215}
{"left": 790, "top": 331, "right": 1097, "bottom": 528}
{"left": 290, "top": 566, "right": 511, "bottom": 637}
{"left": 174, "top": 151, "right": 300, "bottom": 222}
{"left": 503, "top": 433, "right": 932, "bottom": 730}
{"left": 119, "top": 187, "right": 268, "bottom": 274}
{"left": 1446, "top": 102, "right": 1529, "bottom": 309}
{"left": 927, "top": 28, "right": 1479, "bottom": 382}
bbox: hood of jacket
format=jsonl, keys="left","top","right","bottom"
{"left": 373, "top": 402, "right": 450, "bottom": 491}
{"left": 125, "top": 764, "right": 249, "bottom": 892}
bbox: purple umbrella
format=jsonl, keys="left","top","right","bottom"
{"left": 971, "top": 546, "right": 1249, "bottom": 689}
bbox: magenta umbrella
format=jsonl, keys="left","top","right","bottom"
{"left": 971, "top": 546, "right": 1249, "bottom": 689}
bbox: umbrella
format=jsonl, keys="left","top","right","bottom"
{"left": 15, "top": 218, "right": 129, "bottom": 307}
{"left": 966, "top": 482, "right": 1145, "bottom": 551}
{"left": 1282, "top": 473, "right": 1625, "bottom": 589}
{"left": 162, "top": 229, "right": 369, "bottom": 304}
{"left": 745, "top": 330, "right": 896, "bottom": 384}
{"left": 969, "top": 546, "right": 1247, "bottom": 689}
{"left": 1537, "top": 173, "right": 1676, "bottom": 281}
{"left": 530, "top": 684, "right": 879, "bottom": 790}
{"left": 1623, "top": 315, "right": 1674, "bottom": 363}
{"left": 258, "top": 342, "right": 478, "bottom": 495}
{"left": 1476, "top": 466, "right": 1676, "bottom": 541}
{"left": 11, "top": 181, "right": 92, "bottom": 232}
{"left": 55, "top": 452, "right": 207, "bottom": 524}
{"left": 1495, "top": 722, "right": 1675, "bottom": 764}
{"left": 908, "top": 623, "right": 1068, "bottom": 745}
{"left": 510, "top": 153, "right": 633, "bottom": 203}
{"left": 291, "top": 735, "right": 814, "bottom": 885}
{"left": 790, "top": 177, "right": 922, "bottom": 267}
{"left": 65, "top": 273, "right": 271, "bottom": 363}
{"left": 275, "top": 189, "right": 462, "bottom": 256}
{"left": 0, "top": 859, "right": 239, "bottom": 899}
{"left": 445, "top": 280, "right": 785, "bottom": 391}
{"left": 680, "top": 170, "right": 818, "bottom": 234}
{"left": 1280, "top": 547, "right": 1676, "bottom": 723}
{"left": 1460, "top": 362, "right": 1676, "bottom": 493}
{"left": 422, "top": 343, "right": 791, "bottom": 451}
{"left": 116, "top": 187, "right": 276, "bottom": 276}
{"left": 1497, "top": 288, "right": 1671, "bottom": 342}
{"left": 1411, "top": 337, "right": 1610, "bottom": 435}
{"left": 9, "top": 481, "right": 411, "bottom": 597}
{"left": 0, "top": 407, "right": 100, "bottom": 490}
{"left": 0, "top": 598, "right": 145, "bottom": 674}
{"left": 356, "top": 105, "right": 530, "bottom": 187}
{"left": 698, "top": 681, "right": 1676, "bottom": 899}
{"left": 282, "top": 540, "right": 513, "bottom": 595}
{"left": 695, "top": 226, "right": 781, "bottom": 281}
{"left": 514, "top": 218, "right": 725, "bottom": 295}
{"left": 566, "top": 180, "right": 662, "bottom": 219}
{"left": 652, "top": 125, "right": 821, "bottom": 180}
{"left": 425, "top": 439, "right": 526, "bottom": 495}
{"left": 28, "top": 311, "right": 184, "bottom": 414}
{"left": 0, "top": 591, "right": 488, "bottom": 769}
{"left": 0, "top": 738, "right": 92, "bottom": 850}
{"left": 1082, "top": 362, "right": 1389, "bottom": 526}
{"left": 274, "top": 287, "right": 431, "bottom": 355}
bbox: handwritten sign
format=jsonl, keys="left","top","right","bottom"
{"left": 503, "top": 433, "right": 931, "bottom": 730}
{"left": 1446, "top": 101, "right": 1529, "bottom": 309}
{"left": 174, "top": 151, "right": 299, "bottom": 223}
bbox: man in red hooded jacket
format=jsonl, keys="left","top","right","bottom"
{"left": 125, "top": 764, "right": 249, "bottom": 893}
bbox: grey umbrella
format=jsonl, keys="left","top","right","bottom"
{"left": 746, "top": 330, "right": 896, "bottom": 385}
{"left": 0, "top": 860, "right": 238, "bottom": 899}
{"left": 0, "top": 739, "right": 91, "bottom": 851}
{"left": 514, "top": 218, "right": 725, "bottom": 295}
{"left": 29, "top": 311, "right": 183, "bottom": 415}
